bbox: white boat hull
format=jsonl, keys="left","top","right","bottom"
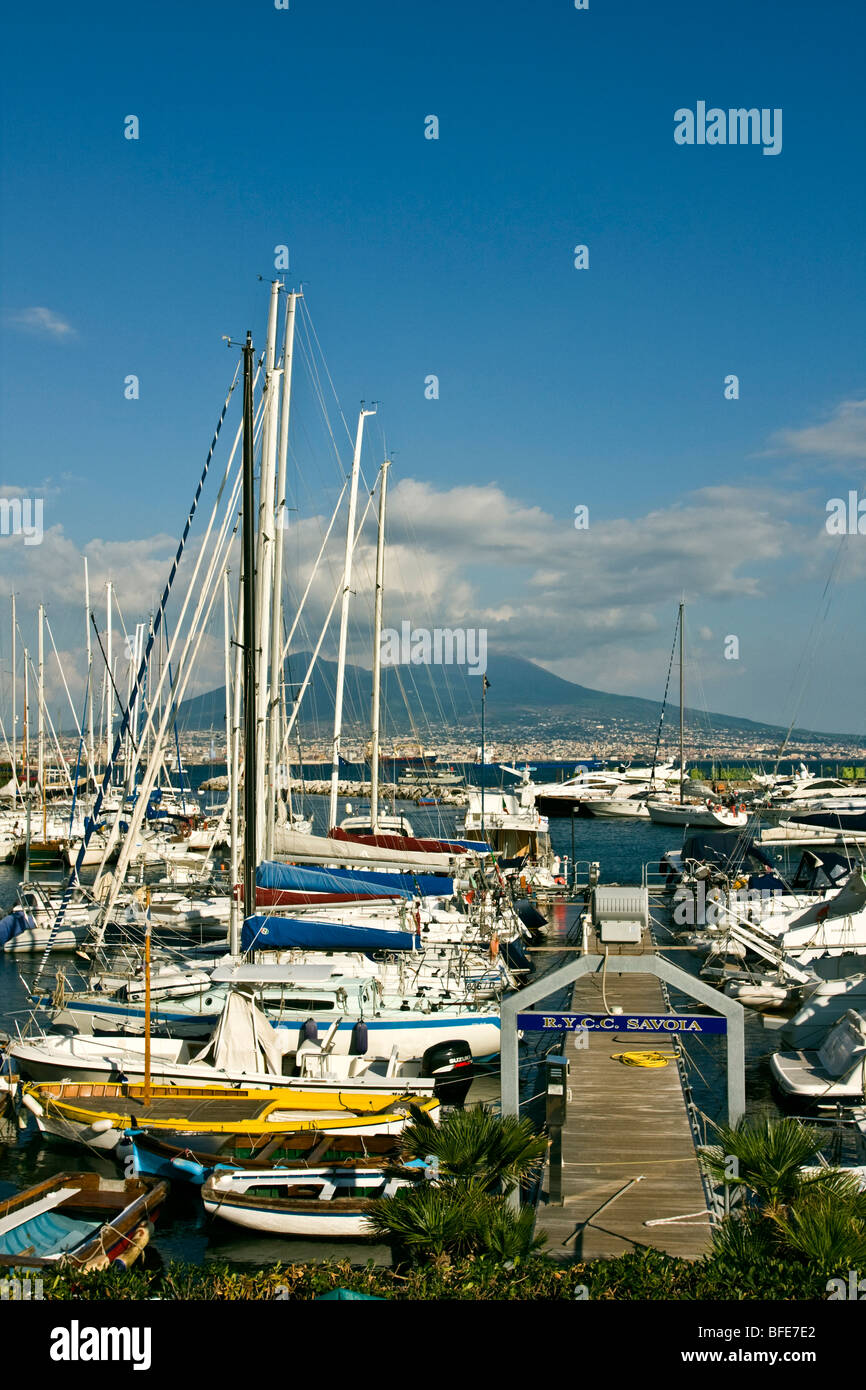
{"left": 647, "top": 803, "right": 748, "bottom": 829}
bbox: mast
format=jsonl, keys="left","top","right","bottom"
{"left": 481, "top": 674, "right": 489, "bottom": 838}
{"left": 143, "top": 900, "right": 152, "bottom": 1107}
{"left": 105, "top": 581, "right": 113, "bottom": 782}
{"left": 230, "top": 577, "right": 244, "bottom": 955}
{"left": 242, "top": 330, "right": 257, "bottom": 923}
{"left": 37, "top": 604, "right": 45, "bottom": 837}
{"left": 265, "top": 289, "right": 297, "bottom": 859}
{"left": 329, "top": 405, "right": 375, "bottom": 830}
{"left": 23, "top": 650, "right": 30, "bottom": 882}
{"left": 369, "top": 458, "right": 390, "bottom": 832}
{"left": 84, "top": 558, "right": 95, "bottom": 786}
{"left": 10, "top": 594, "right": 16, "bottom": 805}
{"left": 255, "top": 280, "right": 282, "bottom": 864}
{"left": 679, "top": 600, "right": 685, "bottom": 804}
{"left": 223, "top": 568, "right": 238, "bottom": 955}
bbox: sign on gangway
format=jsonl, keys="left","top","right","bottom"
{"left": 517, "top": 1011, "right": 728, "bottom": 1035}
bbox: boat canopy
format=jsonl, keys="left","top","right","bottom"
{"left": 680, "top": 830, "right": 775, "bottom": 872}
{"left": 211, "top": 962, "right": 354, "bottom": 985}
{"left": 255, "top": 861, "right": 454, "bottom": 899}
{"left": 792, "top": 850, "right": 858, "bottom": 891}
{"left": 241, "top": 915, "right": 422, "bottom": 954}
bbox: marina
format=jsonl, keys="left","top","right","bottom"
{"left": 4, "top": 783, "right": 866, "bottom": 1274}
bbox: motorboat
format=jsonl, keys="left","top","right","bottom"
{"left": 581, "top": 787, "right": 652, "bottom": 819}
{"left": 770, "top": 1010, "right": 866, "bottom": 1104}
{"left": 778, "top": 975, "right": 866, "bottom": 1050}
{"left": 648, "top": 799, "right": 749, "bottom": 829}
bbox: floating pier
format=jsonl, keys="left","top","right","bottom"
{"left": 503, "top": 895, "right": 744, "bottom": 1262}
{"left": 532, "top": 953, "right": 714, "bottom": 1261}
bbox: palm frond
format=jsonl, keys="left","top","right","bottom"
{"left": 398, "top": 1105, "right": 548, "bottom": 1194}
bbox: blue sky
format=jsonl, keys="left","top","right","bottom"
{"left": 1, "top": 0, "right": 865, "bottom": 737}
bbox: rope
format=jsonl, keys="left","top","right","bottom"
{"left": 651, "top": 610, "right": 680, "bottom": 780}
{"left": 34, "top": 365, "right": 240, "bottom": 990}
{"left": 610, "top": 1051, "right": 670, "bottom": 1068}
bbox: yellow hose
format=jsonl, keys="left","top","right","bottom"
{"left": 610, "top": 1051, "right": 670, "bottom": 1068}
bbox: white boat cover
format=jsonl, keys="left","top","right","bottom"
{"left": 193, "top": 991, "right": 286, "bottom": 1076}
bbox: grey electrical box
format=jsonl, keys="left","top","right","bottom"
{"left": 546, "top": 1054, "right": 569, "bottom": 1127}
{"left": 592, "top": 885, "right": 647, "bottom": 943}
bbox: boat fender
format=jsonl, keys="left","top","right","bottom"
{"left": 170, "top": 1156, "right": 206, "bottom": 1181}
{"left": 302, "top": 1018, "right": 318, "bottom": 1043}
{"left": 21, "top": 1092, "right": 44, "bottom": 1119}
{"left": 350, "top": 1021, "right": 368, "bottom": 1056}
{"left": 489, "top": 935, "right": 499, "bottom": 960}
{"left": 114, "top": 1224, "right": 151, "bottom": 1271}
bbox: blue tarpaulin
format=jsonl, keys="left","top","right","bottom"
{"left": 241, "top": 915, "right": 423, "bottom": 954}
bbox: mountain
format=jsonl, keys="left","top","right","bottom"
{"left": 174, "top": 651, "right": 855, "bottom": 747}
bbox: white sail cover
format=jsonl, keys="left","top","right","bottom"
{"left": 193, "top": 990, "right": 286, "bottom": 1076}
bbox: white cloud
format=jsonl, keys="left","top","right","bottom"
{"left": 6, "top": 307, "right": 77, "bottom": 339}
{"left": 767, "top": 397, "right": 866, "bottom": 464}
{"left": 0, "top": 468, "right": 853, "bottom": 724}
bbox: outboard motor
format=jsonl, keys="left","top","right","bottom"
{"left": 421, "top": 1039, "right": 474, "bottom": 1107}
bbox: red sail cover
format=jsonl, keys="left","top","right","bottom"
{"left": 328, "top": 826, "right": 476, "bottom": 855}
{"left": 252, "top": 885, "right": 404, "bottom": 907}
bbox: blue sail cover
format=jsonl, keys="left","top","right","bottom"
{"left": 0, "top": 910, "right": 35, "bottom": 948}
{"left": 241, "top": 915, "right": 423, "bottom": 954}
{"left": 255, "top": 861, "right": 454, "bottom": 899}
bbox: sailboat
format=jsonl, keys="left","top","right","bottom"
{"left": 646, "top": 603, "right": 747, "bottom": 829}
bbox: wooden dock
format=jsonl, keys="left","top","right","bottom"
{"left": 533, "top": 932, "right": 713, "bottom": 1262}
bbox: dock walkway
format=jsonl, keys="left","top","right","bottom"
{"left": 533, "top": 934, "right": 713, "bottom": 1261}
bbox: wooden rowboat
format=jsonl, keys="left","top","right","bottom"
{"left": 22, "top": 1080, "right": 439, "bottom": 1154}
{"left": 0, "top": 1172, "right": 167, "bottom": 1269}
{"left": 127, "top": 1127, "right": 403, "bottom": 1185}
{"left": 202, "top": 1162, "right": 415, "bottom": 1238}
